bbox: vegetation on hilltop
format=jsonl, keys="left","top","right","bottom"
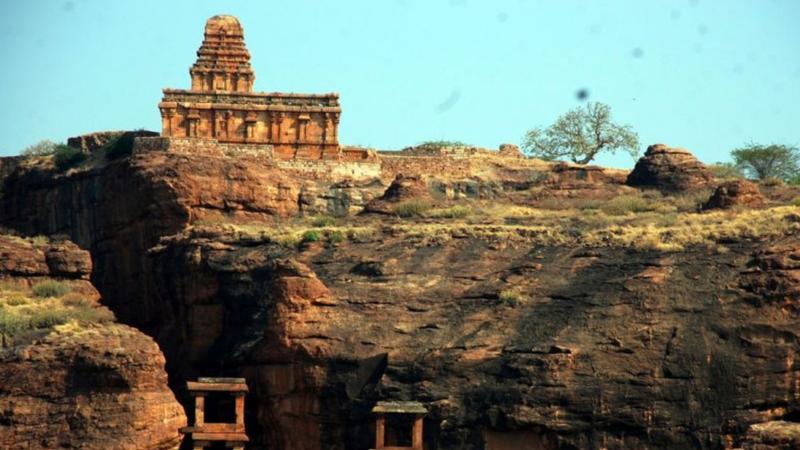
{"left": 0, "top": 279, "right": 113, "bottom": 347}
{"left": 731, "top": 143, "right": 799, "bottom": 182}
{"left": 522, "top": 102, "right": 640, "bottom": 164}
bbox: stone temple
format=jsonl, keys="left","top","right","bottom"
{"left": 158, "top": 15, "right": 341, "bottom": 158}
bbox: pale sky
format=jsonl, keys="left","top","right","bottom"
{"left": 1, "top": 0, "right": 798, "bottom": 168}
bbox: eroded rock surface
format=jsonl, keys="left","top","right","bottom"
{"left": 627, "top": 144, "right": 714, "bottom": 192}
{"left": 704, "top": 179, "right": 766, "bottom": 210}
{"left": 0, "top": 234, "right": 186, "bottom": 449}
{"left": 145, "top": 227, "right": 800, "bottom": 450}
{"left": 363, "top": 174, "right": 432, "bottom": 214}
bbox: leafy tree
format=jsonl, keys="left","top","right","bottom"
{"left": 20, "top": 140, "right": 57, "bottom": 157}
{"left": 522, "top": 102, "right": 639, "bottom": 164}
{"left": 731, "top": 143, "right": 799, "bottom": 181}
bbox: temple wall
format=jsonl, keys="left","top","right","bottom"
{"left": 132, "top": 137, "right": 274, "bottom": 160}
{"left": 164, "top": 107, "right": 336, "bottom": 149}
{"left": 277, "top": 159, "right": 381, "bottom": 181}
{"left": 379, "top": 155, "right": 479, "bottom": 180}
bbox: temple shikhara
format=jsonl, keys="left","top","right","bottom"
{"left": 158, "top": 15, "right": 341, "bottom": 158}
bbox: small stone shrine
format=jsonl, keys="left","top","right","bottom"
{"left": 180, "top": 377, "right": 249, "bottom": 450}
{"left": 371, "top": 401, "right": 428, "bottom": 450}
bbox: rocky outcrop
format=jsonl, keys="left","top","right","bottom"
{"left": 536, "top": 162, "right": 630, "bottom": 199}
{"left": 363, "top": 174, "right": 431, "bottom": 214}
{"left": 742, "top": 421, "right": 800, "bottom": 449}
{"left": 0, "top": 233, "right": 186, "bottom": 449}
{"left": 0, "top": 324, "right": 187, "bottom": 449}
{"left": 145, "top": 226, "right": 800, "bottom": 450}
{"left": 497, "top": 143, "right": 523, "bottom": 159}
{"left": 627, "top": 144, "right": 714, "bottom": 192}
{"left": 704, "top": 179, "right": 766, "bottom": 210}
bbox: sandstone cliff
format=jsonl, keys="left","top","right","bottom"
{"left": 1, "top": 141, "right": 799, "bottom": 449}
{"left": 0, "top": 233, "right": 186, "bottom": 449}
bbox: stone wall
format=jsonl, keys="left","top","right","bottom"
{"left": 278, "top": 158, "right": 381, "bottom": 181}
{"left": 133, "top": 136, "right": 275, "bottom": 160}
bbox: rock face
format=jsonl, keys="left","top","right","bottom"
{"left": 3, "top": 143, "right": 799, "bottom": 450}
{"left": 0, "top": 234, "right": 186, "bottom": 449}
{"left": 144, "top": 227, "right": 800, "bottom": 450}
{"left": 740, "top": 241, "right": 800, "bottom": 309}
{"left": 363, "top": 174, "right": 431, "bottom": 214}
{"left": 627, "top": 144, "right": 714, "bottom": 192}
{"left": 703, "top": 179, "right": 766, "bottom": 210}
{"left": 0, "top": 324, "right": 187, "bottom": 450}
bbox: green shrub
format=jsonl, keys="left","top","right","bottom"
{"left": 327, "top": 230, "right": 346, "bottom": 243}
{"left": 418, "top": 140, "right": 470, "bottom": 148}
{"left": 792, "top": 197, "right": 800, "bottom": 207}
{"left": 5, "top": 295, "right": 28, "bottom": 306}
{"left": 29, "top": 309, "right": 69, "bottom": 329}
{"left": 393, "top": 200, "right": 432, "bottom": 218}
{"left": 105, "top": 133, "right": 136, "bottom": 160}
{"left": 32, "top": 280, "right": 70, "bottom": 298}
{"left": 428, "top": 205, "right": 471, "bottom": 219}
{"left": 61, "top": 294, "right": 91, "bottom": 308}
{"left": 499, "top": 288, "right": 523, "bottom": 304}
{"left": 600, "top": 195, "right": 654, "bottom": 216}
{"left": 71, "top": 304, "right": 114, "bottom": 323}
{"left": 53, "top": 145, "right": 86, "bottom": 170}
{"left": 20, "top": 140, "right": 56, "bottom": 157}
{"left": 310, "top": 215, "right": 336, "bottom": 227}
{"left": 301, "top": 230, "right": 322, "bottom": 243}
{"left": 0, "top": 310, "right": 25, "bottom": 336}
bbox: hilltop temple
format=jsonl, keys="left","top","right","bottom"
{"left": 158, "top": 15, "right": 341, "bottom": 158}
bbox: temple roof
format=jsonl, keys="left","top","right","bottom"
{"left": 191, "top": 14, "right": 254, "bottom": 93}
{"left": 371, "top": 401, "right": 428, "bottom": 415}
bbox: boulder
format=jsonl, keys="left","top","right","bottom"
{"left": 363, "top": 174, "right": 431, "bottom": 214}
{"left": 498, "top": 143, "right": 523, "bottom": 159}
{"left": 627, "top": 144, "right": 714, "bottom": 192}
{"left": 703, "top": 179, "right": 765, "bottom": 210}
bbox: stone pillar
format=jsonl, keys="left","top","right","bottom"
{"left": 276, "top": 112, "right": 286, "bottom": 144}
{"left": 375, "top": 416, "right": 385, "bottom": 449}
{"left": 412, "top": 415, "right": 424, "bottom": 450}
{"left": 331, "top": 113, "right": 340, "bottom": 145}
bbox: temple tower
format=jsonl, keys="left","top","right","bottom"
{"left": 158, "top": 14, "right": 342, "bottom": 158}
{"left": 190, "top": 15, "right": 255, "bottom": 93}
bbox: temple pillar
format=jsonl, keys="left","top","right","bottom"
{"left": 332, "top": 113, "right": 340, "bottom": 145}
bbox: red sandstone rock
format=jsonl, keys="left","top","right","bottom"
{"left": 0, "top": 233, "right": 186, "bottom": 449}
{"left": 0, "top": 324, "right": 186, "bottom": 449}
{"left": 740, "top": 241, "right": 800, "bottom": 309}
{"left": 363, "top": 174, "right": 432, "bottom": 214}
{"left": 703, "top": 179, "right": 765, "bottom": 210}
{"left": 626, "top": 143, "right": 714, "bottom": 192}
{"left": 497, "top": 143, "right": 523, "bottom": 158}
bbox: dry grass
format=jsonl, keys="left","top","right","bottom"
{"left": 194, "top": 196, "right": 797, "bottom": 253}
{"left": 383, "top": 205, "right": 799, "bottom": 251}
{"left": 0, "top": 280, "right": 113, "bottom": 346}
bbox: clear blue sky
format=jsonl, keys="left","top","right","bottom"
{"left": 1, "top": 0, "right": 798, "bottom": 168}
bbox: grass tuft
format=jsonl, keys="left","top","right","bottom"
{"left": 393, "top": 200, "right": 432, "bottom": 218}
{"left": 31, "top": 280, "right": 70, "bottom": 298}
